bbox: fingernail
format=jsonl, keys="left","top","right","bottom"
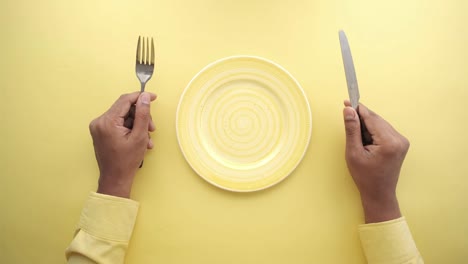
{"left": 141, "top": 93, "right": 150, "bottom": 105}
{"left": 344, "top": 107, "right": 355, "bottom": 121}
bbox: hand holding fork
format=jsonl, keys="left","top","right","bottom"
{"left": 124, "top": 36, "right": 155, "bottom": 129}
{"left": 124, "top": 36, "right": 155, "bottom": 167}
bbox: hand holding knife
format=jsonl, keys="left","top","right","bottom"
{"left": 339, "top": 30, "right": 373, "bottom": 146}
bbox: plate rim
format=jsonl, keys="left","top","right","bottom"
{"left": 176, "top": 55, "right": 312, "bottom": 192}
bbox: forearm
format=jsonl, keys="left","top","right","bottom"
{"left": 65, "top": 192, "right": 139, "bottom": 264}
{"left": 359, "top": 193, "right": 423, "bottom": 263}
{"left": 359, "top": 217, "right": 424, "bottom": 264}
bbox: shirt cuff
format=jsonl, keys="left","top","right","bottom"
{"left": 359, "top": 217, "right": 420, "bottom": 264}
{"left": 77, "top": 192, "right": 140, "bottom": 242}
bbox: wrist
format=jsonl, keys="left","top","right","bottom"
{"left": 360, "top": 193, "right": 401, "bottom": 224}
{"left": 97, "top": 173, "right": 135, "bottom": 198}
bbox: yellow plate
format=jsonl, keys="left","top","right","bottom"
{"left": 176, "top": 56, "right": 312, "bottom": 192}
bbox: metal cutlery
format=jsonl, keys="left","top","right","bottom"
{"left": 124, "top": 36, "right": 155, "bottom": 167}
{"left": 136, "top": 36, "right": 155, "bottom": 92}
{"left": 124, "top": 36, "right": 155, "bottom": 130}
{"left": 339, "top": 30, "right": 373, "bottom": 146}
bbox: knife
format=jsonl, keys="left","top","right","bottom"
{"left": 339, "top": 30, "right": 373, "bottom": 146}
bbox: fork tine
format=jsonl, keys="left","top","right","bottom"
{"left": 151, "top": 38, "right": 155, "bottom": 65}
{"left": 146, "top": 37, "right": 150, "bottom": 65}
{"left": 136, "top": 36, "right": 141, "bottom": 63}
{"left": 142, "top": 37, "right": 146, "bottom": 64}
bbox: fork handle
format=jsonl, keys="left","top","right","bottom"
{"left": 124, "top": 104, "right": 144, "bottom": 168}
{"left": 140, "top": 83, "right": 146, "bottom": 92}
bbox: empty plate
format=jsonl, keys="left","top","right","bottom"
{"left": 176, "top": 56, "right": 312, "bottom": 192}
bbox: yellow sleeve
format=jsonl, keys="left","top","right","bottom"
{"left": 65, "top": 192, "right": 139, "bottom": 264}
{"left": 359, "top": 217, "right": 424, "bottom": 264}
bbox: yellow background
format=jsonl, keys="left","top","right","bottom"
{"left": 1, "top": 0, "right": 467, "bottom": 263}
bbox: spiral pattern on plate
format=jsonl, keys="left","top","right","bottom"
{"left": 177, "top": 56, "right": 311, "bottom": 192}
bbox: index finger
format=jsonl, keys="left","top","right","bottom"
{"left": 358, "top": 103, "right": 398, "bottom": 142}
{"left": 107, "top": 92, "right": 140, "bottom": 117}
{"left": 108, "top": 92, "right": 156, "bottom": 118}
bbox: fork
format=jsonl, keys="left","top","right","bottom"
{"left": 136, "top": 36, "right": 155, "bottom": 92}
{"left": 124, "top": 36, "right": 155, "bottom": 130}
{"left": 124, "top": 36, "right": 155, "bottom": 167}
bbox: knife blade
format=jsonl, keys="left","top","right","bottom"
{"left": 339, "top": 30, "right": 373, "bottom": 146}
{"left": 339, "top": 30, "right": 360, "bottom": 110}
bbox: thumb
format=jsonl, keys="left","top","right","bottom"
{"left": 132, "top": 92, "right": 152, "bottom": 137}
{"left": 343, "top": 107, "right": 363, "bottom": 149}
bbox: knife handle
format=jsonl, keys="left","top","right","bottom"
{"left": 124, "top": 104, "right": 144, "bottom": 168}
{"left": 359, "top": 116, "right": 373, "bottom": 146}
